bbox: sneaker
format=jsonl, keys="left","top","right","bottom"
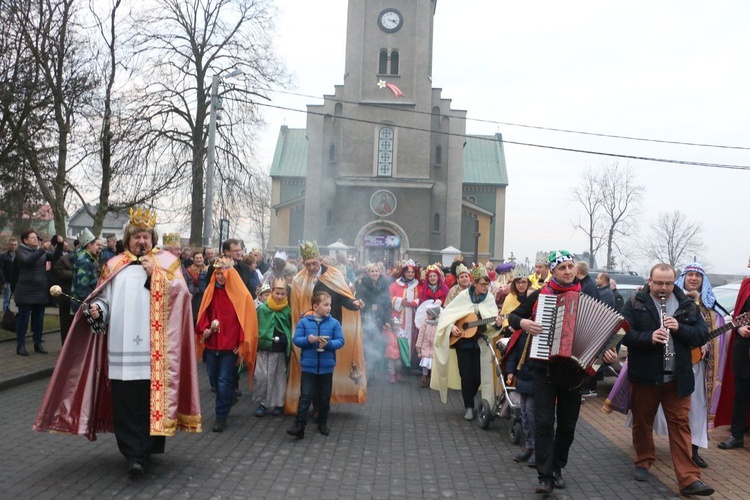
{"left": 679, "top": 480, "right": 714, "bottom": 496}
{"left": 553, "top": 469, "right": 565, "bottom": 489}
{"left": 127, "top": 461, "right": 144, "bottom": 478}
{"left": 254, "top": 405, "right": 267, "bottom": 417}
{"left": 272, "top": 406, "right": 284, "bottom": 416}
{"left": 514, "top": 449, "right": 533, "bottom": 463}
{"left": 286, "top": 424, "right": 305, "bottom": 439}
{"left": 633, "top": 466, "right": 649, "bottom": 482}
{"left": 463, "top": 408, "right": 474, "bottom": 421}
{"left": 581, "top": 389, "right": 597, "bottom": 398}
{"left": 535, "top": 480, "right": 554, "bottom": 494}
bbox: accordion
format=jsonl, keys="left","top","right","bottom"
{"left": 530, "top": 292, "right": 628, "bottom": 375}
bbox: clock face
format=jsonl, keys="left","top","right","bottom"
{"left": 378, "top": 8, "right": 402, "bottom": 33}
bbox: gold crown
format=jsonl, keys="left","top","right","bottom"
{"left": 272, "top": 278, "right": 287, "bottom": 290}
{"left": 162, "top": 232, "right": 180, "bottom": 246}
{"left": 423, "top": 264, "right": 443, "bottom": 280}
{"left": 455, "top": 263, "right": 469, "bottom": 276}
{"left": 470, "top": 263, "right": 489, "bottom": 282}
{"left": 129, "top": 207, "right": 157, "bottom": 229}
{"left": 257, "top": 282, "right": 272, "bottom": 295}
{"left": 213, "top": 257, "right": 235, "bottom": 270}
{"left": 299, "top": 240, "right": 320, "bottom": 261}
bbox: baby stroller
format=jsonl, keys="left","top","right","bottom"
{"left": 477, "top": 334, "right": 523, "bottom": 444}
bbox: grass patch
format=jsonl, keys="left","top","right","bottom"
{"left": 0, "top": 314, "right": 60, "bottom": 342}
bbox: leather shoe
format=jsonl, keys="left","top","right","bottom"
{"left": 34, "top": 343, "right": 48, "bottom": 354}
{"left": 127, "top": 461, "right": 144, "bottom": 478}
{"left": 535, "top": 480, "right": 554, "bottom": 494}
{"left": 17, "top": 345, "right": 29, "bottom": 357}
{"left": 679, "top": 480, "right": 714, "bottom": 496}
{"left": 526, "top": 453, "right": 536, "bottom": 468}
{"left": 718, "top": 436, "right": 744, "bottom": 450}
{"left": 692, "top": 452, "right": 708, "bottom": 468}
{"left": 553, "top": 469, "right": 565, "bottom": 489}
{"left": 318, "top": 423, "right": 330, "bottom": 436}
{"left": 633, "top": 466, "right": 649, "bottom": 482}
{"left": 212, "top": 419, "right": 227, "bottom": 432}
{"left": 514, "top": 448, "right": 533, "bottom": 463}
{"left": 287, "top": 425, "right": 305, "bottom": 439}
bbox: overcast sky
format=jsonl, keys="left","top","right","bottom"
{"left": 253, "top": 0, "right": 750, "bottom": 276}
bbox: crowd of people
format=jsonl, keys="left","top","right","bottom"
{"left": 6, "top": 219, "right": 747, "bottom": 496}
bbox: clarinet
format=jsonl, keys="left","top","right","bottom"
{"left": 660, "top": 293, "right": 675, "bottom": 370}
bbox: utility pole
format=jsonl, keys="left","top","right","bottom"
{"left": 202, "top": 74, "right": 219, "bottom": 248}
{"left": 473, "top": 218, "right": 480, "bottom": 266}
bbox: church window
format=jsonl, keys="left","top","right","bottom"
{"left": 377, "top": 126, "right": 394, "bottom": 177}
{"left": 329, "top": 143, "right": 336, "bottom": 163}
{"left": 433, "top": 213, "right": 440, "bottom": 232}
{"left": 435, "top": 145, "right": 442, "bottom": 165}
{"left": 379, "top": 50, "right": 388, "bottom": 74}
{"left": 390, "top": 51, "right": 399, "bottom": 75}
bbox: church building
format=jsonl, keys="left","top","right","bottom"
{"left": 268, "top": 0, "right": 508, "bottom": 266}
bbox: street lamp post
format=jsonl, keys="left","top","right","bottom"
{"left": 202, "top": 69, "right": 242, "bottom": 248}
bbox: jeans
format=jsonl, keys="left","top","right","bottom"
{"left": 295, "top": 371, "right": 333, "bottom": 427}
{"left": 204, "top": 349, "right": 238, "bottom": 420}
{"left": 520, "top": 393, "right": 536, "bottom": 449}
{"left": 15, "top": 304, "right": 45, "bottom": 347}
{"left": 3, "top": 284, "right": 11, "bottom": 312}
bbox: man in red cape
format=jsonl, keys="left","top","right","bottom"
{"left": 33, "top": 208, "right": 201, "bottom": 477}
{"left": 715, "top": 258, "right": 750, "bottom": 449}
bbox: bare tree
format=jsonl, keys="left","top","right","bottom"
{"left": 599, "top": 162, "right": 644, "bottom": 269}
{"left": 130, "top": 0, "right": 288, "bottom": 245}
{"left": 644, "top": 211, "right": 705, "bottom": 268}
{"left": 571, "top": 166, "right": 606, "bottom": 267}
{"left": 8, "top": 0, "right": 98, "bottom": 236}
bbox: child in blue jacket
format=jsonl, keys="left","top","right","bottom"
{"left": 287, "top": 291, "right": 344, "bottom": 439}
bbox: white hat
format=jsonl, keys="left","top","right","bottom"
{"left": 273, "top": 251, "right": 288, "bottom": 261}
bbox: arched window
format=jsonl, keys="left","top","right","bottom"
{"left": 435, "top": 145, "right": 442, "bottom": 165}
{"left": 377, "top": 127, "right": 394, "bottom": 177}
{"left": 329, "top": 143, "right": 336, "bottom": 163}
{"left": 378, "top": 50, "right": 388, "bottom": 74}
{"left": 390, "top": 51, "right": 399, "bottom": 75}
{"left": 433, "top": 213, "right": 440, "bottom": 232}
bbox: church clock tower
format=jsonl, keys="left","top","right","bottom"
{"left": 268, "top": 1, "right": 506, "bottom": 266}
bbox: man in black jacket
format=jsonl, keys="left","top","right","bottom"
{"left": 596, "top": 272, "right": 616, "bottom": 309}
{"left": 575, "top": 261, "right": 598, "bottom": 300}
{"left": 622, "top": 263, "right": 713, "bottom": 496}
{"left": 509, "top": 250, "right": 614, "bottom": 494}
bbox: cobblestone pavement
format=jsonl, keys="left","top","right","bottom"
{"left": 1, "top": 335, "right": 748, "bottom": 499}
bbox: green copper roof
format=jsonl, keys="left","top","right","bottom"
{"left": 269, "top": 126, "right": 307, "bottom": 177}
{"left": 462, "top": 134, "right": 509, "bottom": 186}
{"left": 269, "top": 127, "right": 509, "bottom": 187}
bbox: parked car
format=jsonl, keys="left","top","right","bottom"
{"left": 712, "top": 281, "right": 743, "bottom": 319}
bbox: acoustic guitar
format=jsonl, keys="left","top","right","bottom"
{"left": 449, "top": 313, "right": 505, "bottom": 346}
{"left": 691, "top": 312, "right": 750, "bottom": 364}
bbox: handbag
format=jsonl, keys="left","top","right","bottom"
{"left": 1, "top": 309, "right": 16, "bottom": 332}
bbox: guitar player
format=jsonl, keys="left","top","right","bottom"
{"left": 674, "top": 262, "right": 727, "bottom": 468}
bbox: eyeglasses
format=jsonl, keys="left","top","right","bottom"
{"left": 651, "top": 281, "right": 674, "bottom": 287}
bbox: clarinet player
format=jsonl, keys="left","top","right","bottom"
{"left": 622, "top": 263, "right": 713, "bottom": 496}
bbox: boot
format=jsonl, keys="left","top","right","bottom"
{"left": 34, "top": 343, "right": 48, "bottom": 354}
{"left": 420, "top": 375, "right": 429, "bottom": 388}
{"left": 17, "top": 344, "right": 29, "bottom": 357}
{"left": 389, "top": 374, "right": 397, "bottom": 384}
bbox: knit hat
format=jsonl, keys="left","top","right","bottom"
{"left": 548, "top": 250, "right": 574, "bottom": 271}
{"left": 77, "top": 228, "right": 96, "bottom": 247}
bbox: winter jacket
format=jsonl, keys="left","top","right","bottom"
{"left": 621, "top": 285, "right": 708, "bottom": 397}
{"left": 356, "top": 275, "right": 391, "bottom": 332}
{"left": 71, "top": 249, "right": 101, "bottom": 312}
{"left": 14, "top": 243, "right": 63, "bottom": 305}
{"left": 1, "top": 250, "right": 15, "bottom": 282}
{"left": 416, "top": 322, "right": 438, "bottom": 359}
{"left": 504, "top": 330, "right": 534, "bottom": 395}
{"left": 293, "top": 313, "right": 345, "bottom": 374}
{"left": 597, "top": 286, "right": 615, "bottom": 309}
